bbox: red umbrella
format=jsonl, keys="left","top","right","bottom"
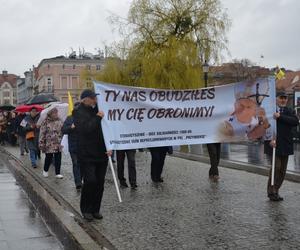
{"left": 15, "top": 104, "right": 44, "bottom": 113}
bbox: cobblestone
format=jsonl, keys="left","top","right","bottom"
{"left": 3, "top": 146, "right": 300, "bottom": 250}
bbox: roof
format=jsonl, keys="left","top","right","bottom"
{"left": 276, "top": 71, "right": 300, "bottom": 92}
{"left": 37, "top": 56, "right": 106, "bottom": 68}
{"left": 0, "top": 73, "right": 18, "bottom": 88}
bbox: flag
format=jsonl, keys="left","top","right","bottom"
{"left": 276, "top": 68, "right": 285, "bottom": 80}
{"left": 68, "top": 91, "right": 74, "bottom": 116}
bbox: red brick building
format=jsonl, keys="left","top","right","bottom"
{"left": 0, "top": 70, "right": 17, "bottom": 106}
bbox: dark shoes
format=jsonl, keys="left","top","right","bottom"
{"left": 131, "top": 184, "right": 138, "bottom": 190}
{"left": 82, "top": 213, "right": 103, "bottom": 221}
{"left": 76, "top": 185, "right": 82, "bottom": 191}
{"left": 92, "top": 213, "right": 103, "bottom": 220}
{"left": 120, "top": 180, "right": 129, "bottom": 188}
{"left": 32, "top": 164, "right": 37, "bottom": 168}
{"left": 268, "top": 194, "right": 284, "bottom": 202}
{"left": 152, "top": 177, "right": 164, "bottom": 183}
{"left": 82, "top": 213, "right": 93, "bottom": 222}
{"left": 209, "top": 175, "right": 220, "bottom": 182}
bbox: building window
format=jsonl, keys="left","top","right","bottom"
{"left": 48, "top": 64, "right": 50, "bottom": 69}
{"left": 3, "top": 83, "right": 10, "bottom": 89}
{"left": 86, "top": 65, "right": 91, "bottom": 70}
{"left": 3, "top": 91, "right": 10, "bottom": 97}
{"left": 73, "top": 65, "right": 76, "bottom": 69}
{"left": 62, "top": 64, "right": 65, "bottom": 69}
{"left": 4, "top": 100, "right": 10, "bottom": 105}
{"left": 96, "top": 65, "right": 101, "bottom": 71}
{"left": 61, "top": 76, "right": 68, "bottom": 89}
{"left": 47, "top": 78, "right": 52, "bottom": 92}
{"left": 72, "top": 77, "right": 79, "bottom": 89}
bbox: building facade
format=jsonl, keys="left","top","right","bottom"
{"left": 17, "top": 70, "right": 34, "bottom": 104}
{"left": 0, "top": 70, "right": 17, "bottom": 106}
{"left": 35, "top": 55, "right": 105, "bottom": 103}
{"left": 210, "top": 63, "right": 271, "bottom": 86}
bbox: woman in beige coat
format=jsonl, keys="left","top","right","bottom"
{"left": 39, "top": 108, "right": 63, "bottom": 178}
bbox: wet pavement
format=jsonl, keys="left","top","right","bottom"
{"left": 180, "top": 142, "right": 300, "bottom": 173}
{"left": 0, "top": 157, "right": 63, "bottom": 250}
{"left": 3, "top": 145, "right": 300, "bottom": 250}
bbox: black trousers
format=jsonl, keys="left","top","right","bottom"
{"left": 44, "top": 152, "right": 62, "bottom": 175}
{"left": 207, "top": 143, "right": 221, "bottom": 176}
{"left": 267, "top": 155, "right": 289, "bottom": 195}
{"left": 150, "top": 147, "right": 168, "bottom": 181}
{"left": 117, "top": 150, "right": 136, "bottom": 185}
{"left": 80, "top": 160, "right": 108, "bottom": 214}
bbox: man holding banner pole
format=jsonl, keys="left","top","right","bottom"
{"left": 73, "top": 89, "right": 113, "bottom": 221}
{"left": 265, "top": 91, "right": 298, "bottom": 201}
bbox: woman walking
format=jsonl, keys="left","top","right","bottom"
{"left": 39, "top": 108, "right": 64, "bottom": 178}
{"left": 24, "top": 107, "right": 40, "bottom": 168}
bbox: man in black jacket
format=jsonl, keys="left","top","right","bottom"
{"left": 207, "top": 143, "right": 221, "bottom": 181}
{"left": 15, "top": 112, "right": 28, "bottom": 155}
{"left": 73, "top": 89, "right": 112, "bottom": 221}
{"left": 264, "top": 91, "right": 299, "bottom": 201}
{"left": 62, "top": 102, "right": 81, "bottom": 190}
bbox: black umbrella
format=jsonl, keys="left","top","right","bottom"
{"left": 27, "top": 93, "right": 59, "bottom": 105}
{"left": 0, "top": 105, "right": 16, "bottom": 111}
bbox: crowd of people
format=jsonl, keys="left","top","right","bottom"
{"left": 0, "top": 89, "right": 298, "bottom": 221}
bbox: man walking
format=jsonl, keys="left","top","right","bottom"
{"left": 24, "top": 107, "right": 40, "bottom": 168}
{"left": 15, "top": 112, "right": 28, "bottom": 156}
{"left": 73, "top": 89, "right": 111, "bottom": 221}
{"left": 265, "top": 91, "right": 298, "bottom": 201}
{"left": 207, "top": 143, "right": 221, "bottom": 181}
{"left": 150, "top": 146, "right": 172, "bottom": 183}
{"left": 117, "top": 149, "right": 137, "bottom": 189}
{"left": 62, "top": 102, "right": 82, "bottom": 190}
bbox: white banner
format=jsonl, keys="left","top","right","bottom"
{"left": 94, "top": 78, "right": 276, "bottom": 150}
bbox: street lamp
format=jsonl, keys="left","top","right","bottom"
{"left": 202, "top": 60, "right": 209, "bottom": 87}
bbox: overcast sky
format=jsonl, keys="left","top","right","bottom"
{"left": 0, "top": 0, "right": 299, "bottom": 76}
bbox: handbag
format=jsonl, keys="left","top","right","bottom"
{"left": 26, "top": 131, "right": 35, "bottom": 140}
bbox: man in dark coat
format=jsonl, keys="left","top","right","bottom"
{"left": 264, "top": 91, "right": 299, "bottom": 201}
{"left": 207, "top": 143, "right": 221, "bottom": 181}
{"left": 149, "top": 146, "right": 172, "bottom": 183}
{"left": 15, "top": 112, "right": 28, "bottom": 155}
{"left": 73, "top": 89, "right": 111, "bottom": 221}
{"left": 62, "top": 102, "right": 82, "bottom": 190}
{"left": 24, "top": 107, "right": 40, "bottom": 168}
{"left": 117, "top": 149, "right": 137, "bottom": 189}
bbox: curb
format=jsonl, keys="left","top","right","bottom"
{"left": 1, "top": 148, "right": 116, "bottom": 250}
{"left": 173, "top": 151, "right": 300, "bottom": 183}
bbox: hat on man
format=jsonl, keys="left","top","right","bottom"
{"left": 80, "top": 89, "right": 99, "bottom": 100}
{"left": 276, "top": 91, "right": 288, "bottom": 97}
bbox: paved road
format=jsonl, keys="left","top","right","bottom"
{"left": 184, "top": 142, "right": 300, "bottom": 173}
{"left": 3, "top": 145, "right": 300, "bottom": 250}
{"left": 0, "top": 156, "right": 63, "bottom": 250}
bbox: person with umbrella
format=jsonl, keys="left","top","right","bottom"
{"left": 24, "top": 107, "right": 41, "bottom": 168}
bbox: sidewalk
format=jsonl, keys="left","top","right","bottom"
{"left": 0, "top": 156, "right": 63, "bottom": 250}
{"left": 3, "top": 145, "right": 300, "bottom": 249}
